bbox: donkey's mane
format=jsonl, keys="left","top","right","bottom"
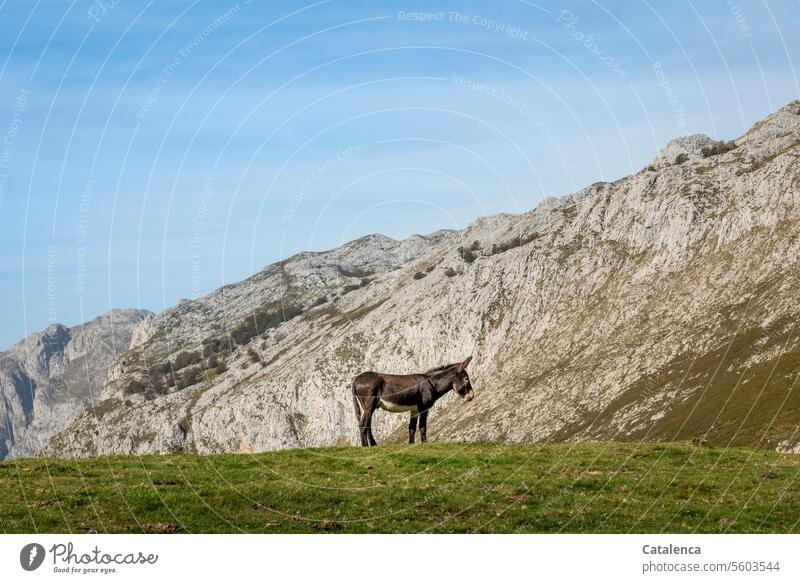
{"left": 424, "top": 362, "right": 459, "bottom": 375}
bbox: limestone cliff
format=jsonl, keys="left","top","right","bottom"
{"left": 0, "top": 309, "right": 151, "bottom": 458}
{"left": 40, "top": 101, "right": 800, "bottom": 457}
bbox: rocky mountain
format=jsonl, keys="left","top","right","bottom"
{"left": 41, "top": 100, "right": 800, "bottom": 458}
{"left": 0, "top": 309, "right": 151, "bottom": 459}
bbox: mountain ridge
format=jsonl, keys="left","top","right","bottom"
{"left": 10, "top": 100, "right": 800, "bottom": 458}
{"left": 0, "top": 308, "right": 152, "bottom": 459}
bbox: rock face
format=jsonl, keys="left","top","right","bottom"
{"left": 44, "top": 101, "right": 800, "bottom": 458}
{"left": 0, "top": 309, "right": 151, "bottom": 458}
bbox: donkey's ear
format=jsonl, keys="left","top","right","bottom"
{"left": 457, "top": 356, "right": 472, "bottom": 372}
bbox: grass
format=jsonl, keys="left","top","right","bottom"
{"left": 551, "top": 315, "right": 800, "bottom": 448}
{"left": 2, "top": 442, "right": 800, "bottom": 533}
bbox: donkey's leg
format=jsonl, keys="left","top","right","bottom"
{"left": 359, "top": 397, "right": 378, "bottom": 447}
{"left": 358, "top": 413, "right": 369, "bottom": 446}
{"left": 352, "top": 383, "right": 366, "bottom": 446}
{"left": 362, "top": 397, "right": 379, "bottom": 447}
{"left": 366, "top": 416, "right": 378, "bottom": 446}
{"left": 419, "top": 410, "right": 429, "bottom": 443}
{"left": 408, "top": 413, "right": 418, "bottom": 444}
{"left": 358, "top": 412, "right": 369, "bottom": 447}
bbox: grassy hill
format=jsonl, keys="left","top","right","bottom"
{"left": 2, "top": 442, "right": 800, "bottom": 533}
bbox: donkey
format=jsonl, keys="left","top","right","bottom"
{"left": 351, "top": 356, "right": 474, "bottom": 446}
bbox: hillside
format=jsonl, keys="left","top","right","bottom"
{"left": 0, "top": 309, "right": 151, "bottom": 459}
{"left": 2, "top": 443, "right": 799, "bottom": 533}
{"left": 35, "top": 100, "right": 800, "bottom": 457}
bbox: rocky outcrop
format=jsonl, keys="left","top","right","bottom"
{"left": 0, "top": 309, "right": 151, "bottom": 458}
{"left": 650, "top": 133, "right": 721, "bottom": 169}
{"left": 44, "top": 101, "right": 800, "bottom": 457}
{"left": 776, "top": 440, "right": 800, "bottom": 454}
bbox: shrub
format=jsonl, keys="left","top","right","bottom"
{"left": 177, "top": 366, "right": 202, "bottom": 390}
{"left": 202, "top": 336, "right": 233, "bottom": 357}
{"left": 674, "top": 153, "right": 689, "bottom": 165}
{"left": 215, "top": 361, "right": 229, "bottom": 373}
{"left": 458, "top": 247, "right": 478, "bottom": 263}
{"left": 413, "top": 271, "right": 427, "bottom": 280}
{"left": 342, "top": 276, "right": 372, "bottom": 294}
{"left": 444, "top": 267, "right": 457, "bottom": 277}
{"left": 336, "top": 265, "right": 373, "bottom": 278}
{"left": 124, "top": 380, "right": 146, "bottom": 395}
{"left": 700, "top": 140, "right": 737, "bottom": 157}
{"left": 312, "top": 296, "right": 328, "bottom": 307}
{"left": 148, "top": 374, "right": 165, "bottom": 394}
{"left": 247, "top": 347, "right": 260, "bottom": 364}
{"left": 229, "top": 304, "right": 303, "bottom": 345}
{"left": 207, "top": 354, "right": 220, "bottom": 369}
{"left": 490, "top": 232, "right": 540, "bottom": 255}
{"left": 173, "top": 350, "right": 202, "bottom": 370}
{"left": 229, "top": 324, "right": 253, "bottom": 346}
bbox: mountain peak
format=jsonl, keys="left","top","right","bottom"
{"left": 650, "top": 133, "right": 718, "bottom": 169}
{"left": 0, "top": 308, "right": 152, "bottom": 459}
{"left": 41, "top": 323, "right": 70, "bottom": 351}
{"left": 341, "top": 233, "right": 397, "bottom": 252}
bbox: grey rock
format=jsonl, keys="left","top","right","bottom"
{"left": 0, "top": 309, "right": 151, "bottom": 458}
{"left": 42, "top": 100, "right": 800, "bottom": 457}
{"left": 650, "top": 133, "right": 718, "bottom": 169}
{"left": 775, "top": 440, "right": 800, "bottom": 454}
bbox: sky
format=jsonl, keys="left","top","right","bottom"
{"left": 0, "top": 0, "right": 798, "bottom": 349}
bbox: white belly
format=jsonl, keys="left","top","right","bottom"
{"left": 379, "top": 399, "right": 418, "bottom": 413}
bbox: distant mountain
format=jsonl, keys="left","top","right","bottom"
{"left": 0, "top": 309, "right": 151, "bottom": 458}
{"left": 40, "top": 100, "right": 800, "bottom": 458}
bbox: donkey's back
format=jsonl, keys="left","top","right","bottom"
{"left": 353, "top": 371, "right": 431, "bottom": 399}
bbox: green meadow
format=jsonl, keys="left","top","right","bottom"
{"left": 2, "top": 442, "right": 799, "bottom": 533}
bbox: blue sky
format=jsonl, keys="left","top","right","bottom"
{"left": 0, "top": 0, "right": 798, "bottom": 349}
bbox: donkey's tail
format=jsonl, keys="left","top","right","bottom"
{"left": 351, "top": 382, "right": 363, "bottom": 421}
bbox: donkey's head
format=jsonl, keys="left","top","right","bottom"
{"left": 452, "top": 356, "right": 474, "bottom": 402}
